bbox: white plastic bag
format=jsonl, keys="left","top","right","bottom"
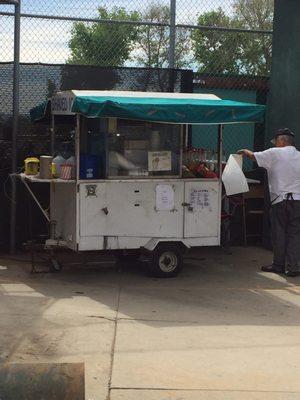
{"left": 222, "top": 154, "right": 249, "bottom": 196}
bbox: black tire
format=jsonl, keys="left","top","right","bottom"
{"left": 148, "top": 243, "right": 183, "bottom": 278}
{"left": 48, "top": 257, "right": 62, "bottom": 272}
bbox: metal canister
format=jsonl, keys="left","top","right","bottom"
{"left": 39, "top": 155, "right": 53, "bottom": 179}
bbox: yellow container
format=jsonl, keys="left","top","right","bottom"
{"left": 24, "top": 157, "right": 39, "bottom": 175}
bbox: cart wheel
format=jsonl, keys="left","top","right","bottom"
{"left": 148, "top": 243, "right": 183, "bottom": 278}
{"left": 48, "top": 257, "right": 62, "bottom": 273}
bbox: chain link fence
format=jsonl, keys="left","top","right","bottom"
{"left": 1, "top": 1, "right": 273, "bottom": 66}
{"left": 0, "top": 0, "right": 273, "bottom": 249}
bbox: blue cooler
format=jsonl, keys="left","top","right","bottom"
{"left": 80, "top": 154, "right": 100, "bottom": 179}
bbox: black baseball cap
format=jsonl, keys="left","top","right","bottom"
{"left": 271, "top": 128, "right": 295, "bottom": 144}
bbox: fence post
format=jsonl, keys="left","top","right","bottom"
{"left": 168, "top": 0, "right": 176, "bottom": 69}
{"left": 9, "top": 0, "right": 21, "bottom": 254}
{"left": 168, "top": 0, "right": 176, "bottom": 92}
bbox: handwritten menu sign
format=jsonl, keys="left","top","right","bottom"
{"left": 190, "top": 188, "right": 212, "bottom": 211}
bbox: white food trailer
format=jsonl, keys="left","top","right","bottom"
{"left": 24, "top": 90, "right": 265, "bottom": 276}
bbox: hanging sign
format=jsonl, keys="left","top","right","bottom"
{"left": 51, "top": 92, "right": 75, "bottom": 115}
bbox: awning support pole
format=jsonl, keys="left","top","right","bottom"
{"left": 51, "top": 115, "right": 55, "bottom": 156}
{"left": 218, "top": 124, "right": 223, "bottom": 176}
{"left": 218, "top": 124, "right": 223, "bottom": 243}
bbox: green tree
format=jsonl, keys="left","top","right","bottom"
{"left": 192, "top": 0, "right": 273, "bottom": 76}
{"left": 68, "top": 7, "right": 140, "bottom": 66}
{"left": 234, "top": 0, "right": 273, "bottom": 31}
{"left": 191, "top": 8, "right": 243, "bottom": 74}
{"left": 134, "top": 4, "right": 191, "bottom": 69}
{"left": 233, "top": 0, "right": 273, "bottom": 75}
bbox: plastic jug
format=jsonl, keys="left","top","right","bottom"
{"left": 52, "top": 155, "right": 66, "bottom": 178}
{"left": 65, "top": 155, "right": 76, "bottom": 179}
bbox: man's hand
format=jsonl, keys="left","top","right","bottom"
{"left": 237, "top": 149, "right": 246, "bottom": 155}
{"left": 237, "top": 149, "right": 255, "bottom": 160}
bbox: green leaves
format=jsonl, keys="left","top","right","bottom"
{"left": 67, "top": 1, "right": 273, "bottom": 75}
{"left": 134, "top": 4, "right": 191, "bottom": 69}
{"left": 192, "top": 8, "right": 242, "bottom": 74}
{"left": 68, "top": 7, "right": 140, "bottom": 67}
{"left": 191, "top": 0, "right": 273, "bottom": 76}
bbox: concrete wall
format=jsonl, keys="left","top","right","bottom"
{"left": 267, "top": 0, "right": 300, "bottom": 145}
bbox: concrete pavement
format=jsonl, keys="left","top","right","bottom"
{"left": 0, "top": 246, "right": 299, "bottom": 399}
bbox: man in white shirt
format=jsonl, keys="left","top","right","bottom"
{"left": 238, "top": 128, "right": 300, "bottom": 277}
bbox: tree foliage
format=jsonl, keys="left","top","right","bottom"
{"left": 68, "top": 7, "right": 139, "bottom": 66}
{"left": 191, "top": 0, "right": 273, "bottom": 76}
{"left": 233, "top": 0, "right": 273, "bottom": 75}
{"left": 191, "top": 8, "right": 243, "bottom": 74}
{"left": 67, "top": 1, "right": 273, "bottom": 75}
{"left": 134, "top": 4, "right": 191, "bottom": 69}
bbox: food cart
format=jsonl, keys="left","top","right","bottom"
{"left": 24, "top": 90, "right": 265, "bottom": 276}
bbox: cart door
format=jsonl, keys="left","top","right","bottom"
{"left": 184, "top": 181, "right": 220, "bottom": 238}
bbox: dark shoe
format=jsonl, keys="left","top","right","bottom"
{"left": 261, "top": 265, "right": 284, "bottom": 274}
{"left": 285, "top": 270, "right": 298, "bottom": 277}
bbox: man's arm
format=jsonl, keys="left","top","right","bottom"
{"left": 238, "top": 147, "right": 277, "bottom": 169}
{"left": 237, "top": 149, "right": 255, "bottom": 160}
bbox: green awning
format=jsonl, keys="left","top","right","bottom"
{"left": 71, "top": 95, "right": 265, "bottom": 124}
{"left": 29, "top": 100, "right": 50, "bottom": 123}
{"left": 30, "top": 91, "right": 265, "bottom": 125}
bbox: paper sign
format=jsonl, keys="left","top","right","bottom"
{"left": 148, "top": 151, "right": 171, "bottom": 172}
{"left": 190, "top": 188, "right": 212, "bottom": 211}
{"left": 156, "top": 184, "right": 175, "bottom": 211}
{"left": 222, "top": 154, "right": 249, "bottom": 196}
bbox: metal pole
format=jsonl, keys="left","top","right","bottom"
{"left": 19, "top": 177, "right": 50, "bottom": 222}
{"left": 218, "top": 124, "right": 223, "bottom": 177}
{"left": 218, "top": 124, "right": 223, "bottom": 243}
{"left": 0, "top": 10, "right": 273, "bottom": 35}
{"left": 168, "top": 0, "right": 176, "bottom": 92}
{"left": 168, "top": 0, "right": 176, "bottom": 69}
{"left": 9, "top": 0, "right": 21, "bottom": 254}
{"left": 51, "top": 114, "right": 55, "bottom": 156}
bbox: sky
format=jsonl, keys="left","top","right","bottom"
{"left": 1, "top": 0, "right": 234, "bottom": 20}
{"left": 0, "top": 0, "right": 237, "bottom": 64}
